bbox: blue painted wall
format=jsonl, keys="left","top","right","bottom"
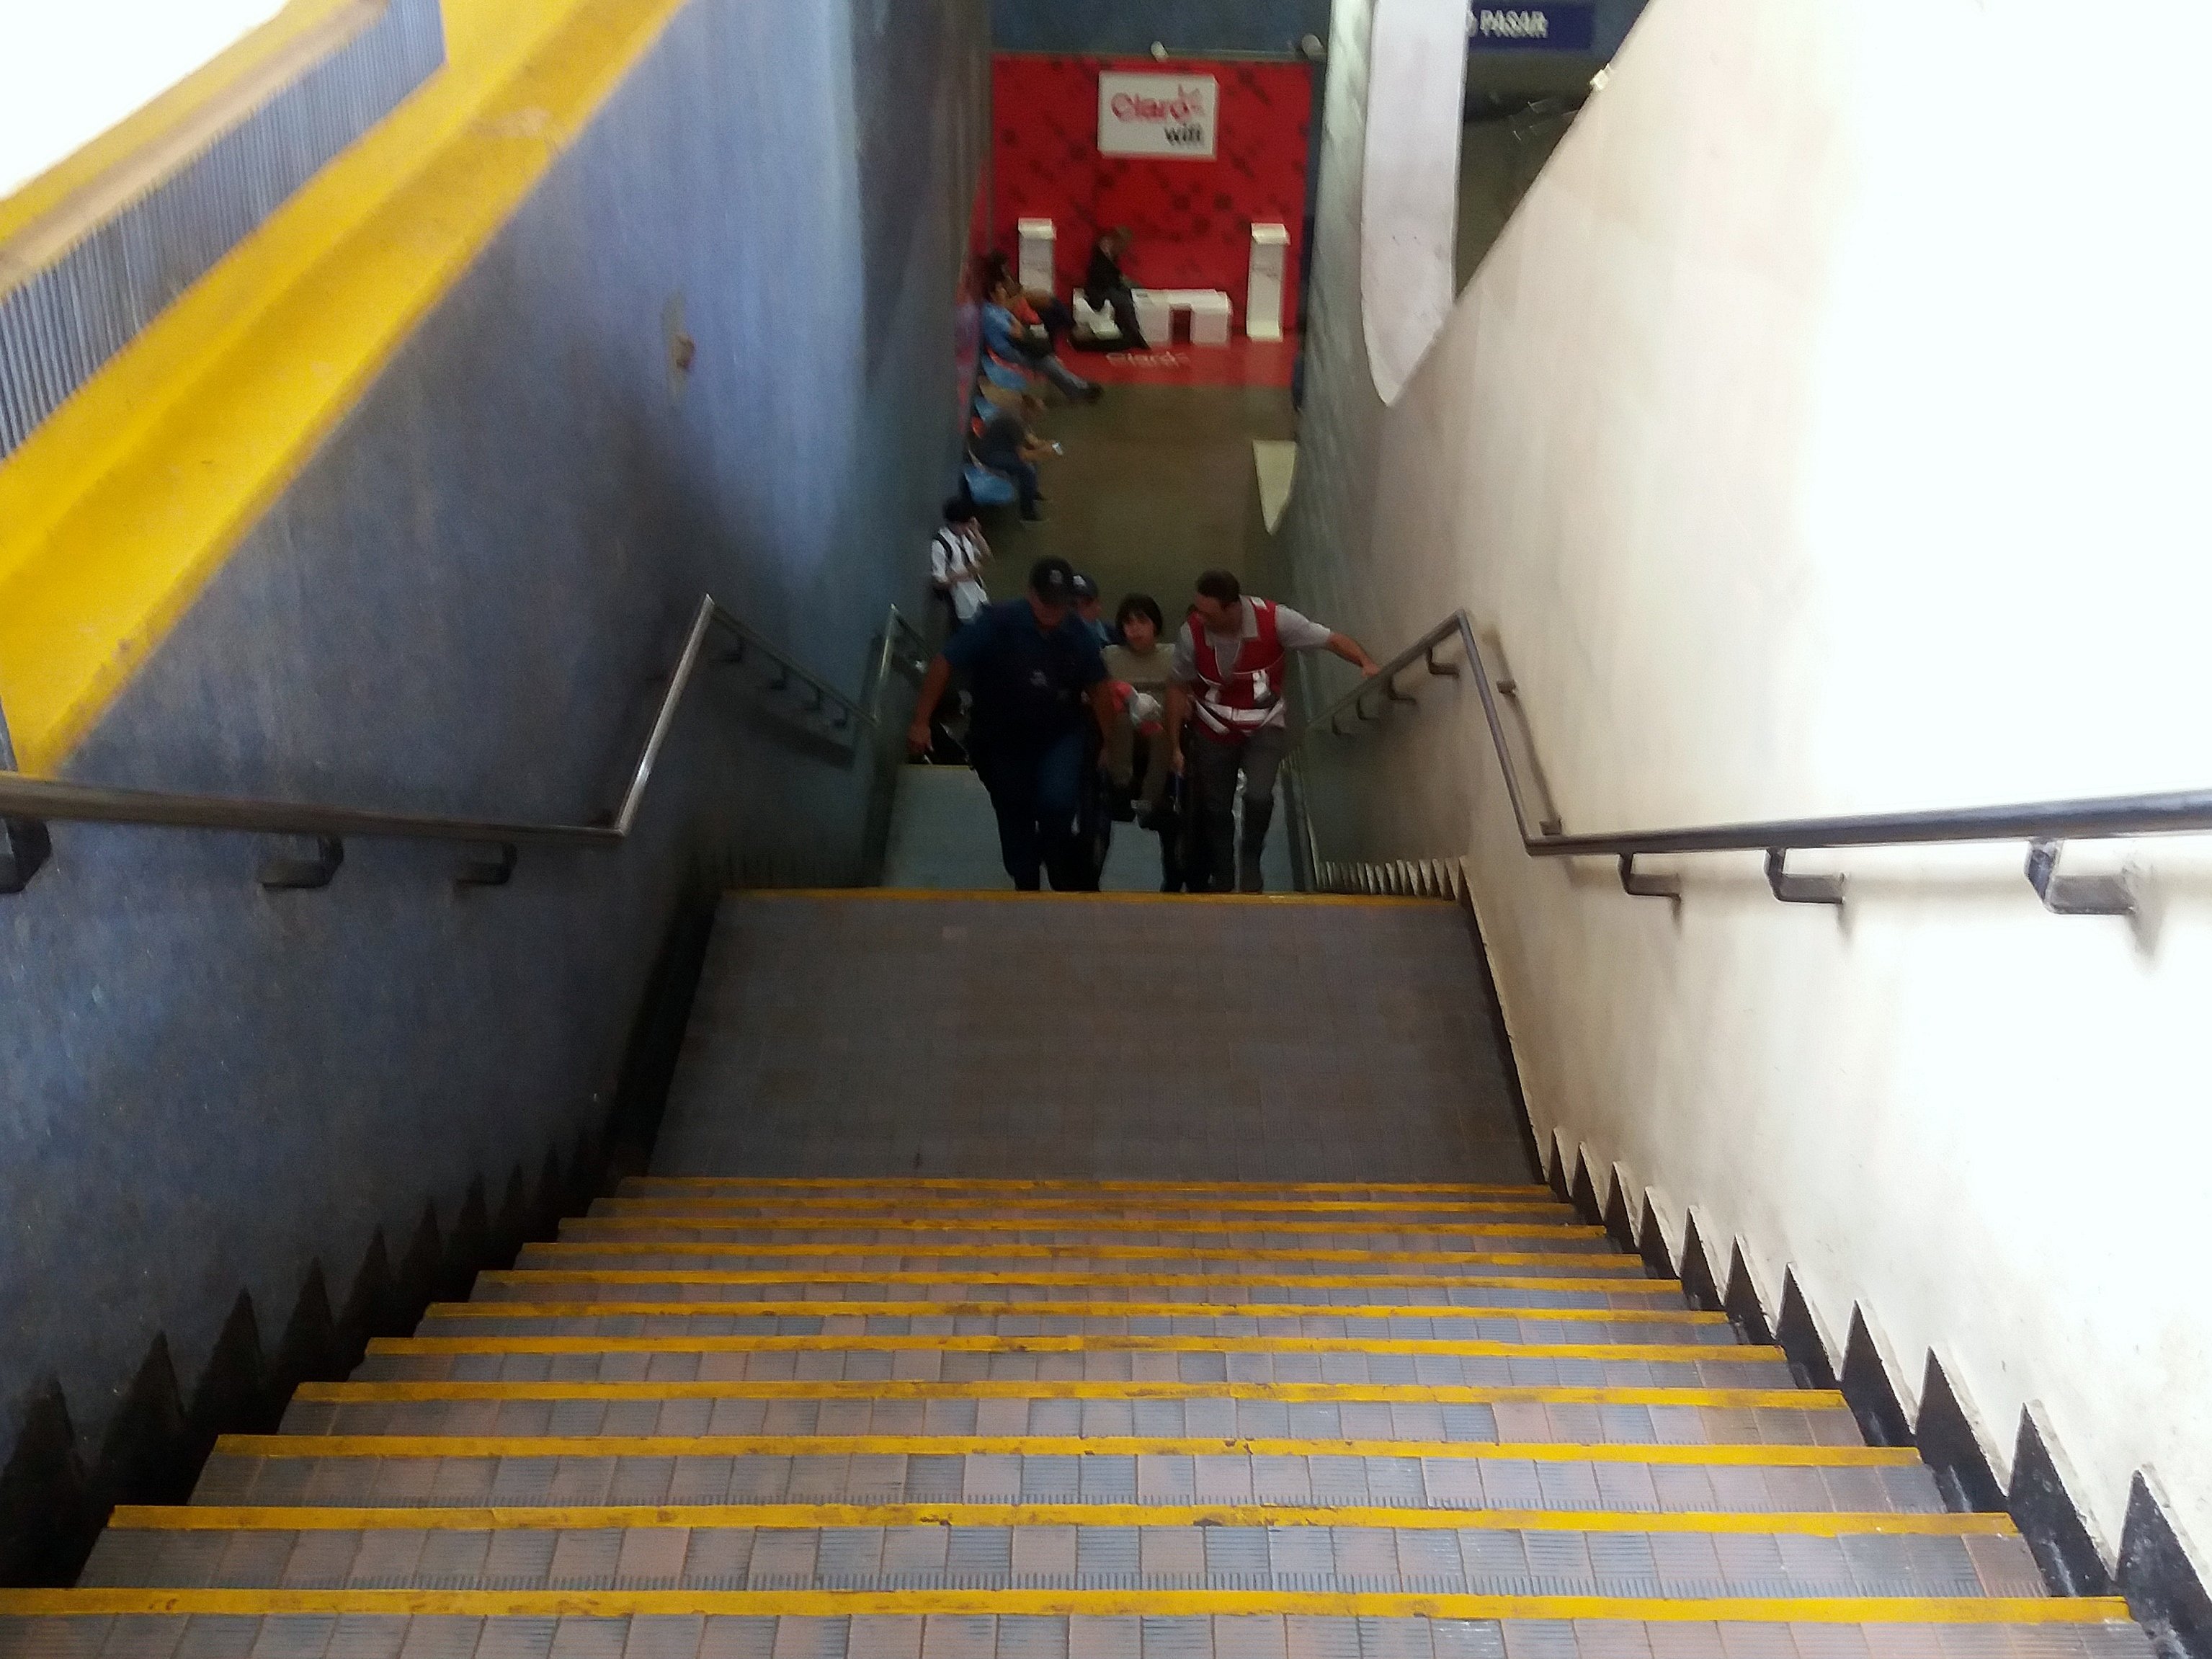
{"left": 992, "top": 0, "right": 1329, "bottom": 57}
{"left": 0, "top": 0, "right": 988, "bottom": 1536}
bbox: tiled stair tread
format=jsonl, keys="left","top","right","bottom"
{"left": 414, "top": 1318, "right": 1746, "bottom": 1347}
{"left": 80, "top": 1522, "right": 2051, "bottom": 1597}
{"left": 1, "top": 1173, "right": 2144, "bottom": 1653}
{"left": 514, "top": 1249, "right": 1633, "bottom": 1268}
{"left": 349, "top": 1355, "right": 1795, "bottom": 1389}
{"left": 435, "top": 1291, "right": 1708, "bottom": 1318}
{"left": 189, "top": 1456, "right": 1948, "bottom": 1516}
{"left": 279, "top": 1402, "right": 1864, "bottom": 1446}
{"left": 0, "top": 1611, "right": 2157, "bottom": 1659}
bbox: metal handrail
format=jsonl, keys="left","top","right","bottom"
{"left": 0, "top": 595, "right": 928, "bottom": 894}
{"left": 1304, "top": 609, "right": 2212, "bottom": 917}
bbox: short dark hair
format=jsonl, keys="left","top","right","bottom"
{"left": 1195, "top": 569, "right": 1241, "bottom": 605}
{"left": 943, "top": 496, "right": 978, "bottom": 524}
{"left": 1115, "top": 593, "right": 1164, "bottom": 632}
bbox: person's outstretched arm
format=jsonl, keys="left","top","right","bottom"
{"left": 1326, "top": 631, "right": 1382, "bottom": 677}
{"left": 1088, "top": 680, "right": 1119, "bottom": 747}
{"left": 907, "top": 656, "right": 953, "bottom": 756}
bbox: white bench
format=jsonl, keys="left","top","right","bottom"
{"left": 1133, "top": 288, "right": 1234, "bottom": 347}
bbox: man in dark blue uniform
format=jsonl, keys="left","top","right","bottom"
{"left": 908, "top": 558, "right": 1116, "bottom": 891}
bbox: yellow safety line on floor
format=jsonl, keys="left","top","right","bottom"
{"left": 569, "top": 1213, "right": 1579, "bottom": 1236}
{"left": 216, "top": 1434, "right": 1909, "bottom": 1466}
{"left": 522, "top": 1242, "right": 1622, "bottom": 1265}
{"left": 417, "top": 1298, "right": 1726, "bottom": 1325}
{"left": 474, "top": 1270, "right": 1679, "bottom": 1294}
{"left": 367, "top": 1333, "right": 1776, "bottom": 1361}
{"left": 298, "top": 1377, "right": 1832, "bottom": 1407}
{"left": 110, "top": 1502, "right": 2017, "bottom": 1537}
{"left": 0, "top": 1588, "right": 2128, "bottom": 1623}
{"left": 628, "top": 1179, "right": 1544, "bottom": 1196}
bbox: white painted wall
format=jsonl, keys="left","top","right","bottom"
{"left": 0, "top": 0, "right": 286, "bottom": 198}
{"left": 1357, "top": 0, "right": 1465, "bottom": 404}
{"left": 1281, "top": 0, "right": 2212, "bottom": 1562}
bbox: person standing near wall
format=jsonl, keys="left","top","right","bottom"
{"left": 1168, "top": 570, "right": 1379, "bottom": 894}
{"left": 909, "top": 558, "right": 1118, "bottom": 891}
{"left": 930, "top": 498, "right": 991, "bottom": 630}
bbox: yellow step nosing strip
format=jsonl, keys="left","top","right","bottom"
{"left": 296, "top": 1378, "right": 1838, "bottom": 1407}
{"left": 0, "top": 1589, "right": 2130, "bottom": 1623}
{"left": 592, "top": 1209, "right": 1595, "bottom": 1234}
{"left": 0, "top": 0, "right": 695, "bottom": 772}
{"left": 518, "top": 1245, "right": 1630, "bottom": 1266}
{"left": 568, "top": 1214, "right": 1582, "bottom": 1235}
{"left": 468, "top": 1271, "right": 1678, "bottom": 1294}
{"left": 110, "top": 1502, "right": 2016, "bottom": 1537}
{"left": 625, "top": 1179, "right": 1547, "bottom": 1195}
{"left": 599, "top": 1197, "right": 1570, "bottom": 1218}
{"left": 363, "top": 1334, "right": 1779, "bottom": 1361}
{"left": 418, "top": 1299, "right": 1726, "bottom": 1324}
{"left": 214, "top": 1434, "right": 1912, "bottom": 1466}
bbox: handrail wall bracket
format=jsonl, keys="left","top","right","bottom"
{"left": 1618, "top": 854, "right": 1680, "bottom": 902}
{"left": 1766, "top": 849, "right": 1845, "bottom": 908}
{"left": 2026, "top": 839, "right": 2136, "bottom": 918}
{"left": 1, "top": 816, "right": 52, "bottom": 895}
{"left": 261, "top": 836, "right": 345, "bottom": 891}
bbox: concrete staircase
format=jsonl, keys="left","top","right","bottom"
{"left": 0, "top": 895, "right": 2152, "bottom": 1659}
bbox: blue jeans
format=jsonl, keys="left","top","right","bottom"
{"left": 976, "top": 729, "right": 1089, "bottom": 891}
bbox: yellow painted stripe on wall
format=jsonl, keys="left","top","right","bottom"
{"left": 366, "top": 1332, "right": 1775, "bottom": 1361}
{"left": 627, "top": 1178, "right": 1544, "bottom": 1196}
{"left": 0, "top": 1588, "right": 2128, "bottom": 1623}
{"left": 0, "top": 0, "right": 695, "bottom": 773}
{"left": 110, "top": 1502, "right": 2017, "bottom": 1536}
{"left": 215, "top": 1433, "right": 1912, "bottom": 1465}
{"left": 418, "top": 1298, "right": 1725, "bottom": 1324}
{"left": 471, "top": 1268, "right": 1674, "bottom": 1293}
{"left": 298, "top": 1378, "right": 1828, "bottom": 1407}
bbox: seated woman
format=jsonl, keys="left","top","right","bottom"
{"left": 984, "top": 270, "right": 1100, "bottom": 402}
{"left": 968, "top": 385, "right": 1055, "bottom": 522}
{"left": 1079, "top": 228, "right": 1148, "bottom": 351}
{"left": 1101, "top": 593, "right": 1184, "bottom": 891}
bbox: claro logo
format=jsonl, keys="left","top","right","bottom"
{"left": 1473, "top": 9, "right": 1551, "bottom": 38}
{"left": 1110, "top": 84, "right": 1209, "bottom": 125}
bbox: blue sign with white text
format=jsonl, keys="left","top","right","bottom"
{"left": 1468, "top": 4, "right": 1597, "bottom": 51}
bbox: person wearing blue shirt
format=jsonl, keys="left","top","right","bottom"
{"left": 908, "top": 559, "right": 1116, "bottom": 891}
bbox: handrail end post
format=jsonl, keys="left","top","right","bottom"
{"left": 1, "top": 816, "right": 53, "bottom": 895}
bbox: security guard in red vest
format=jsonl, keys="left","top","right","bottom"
{"left": 1166, "top": 569, "right": 1379, "bottom": 894}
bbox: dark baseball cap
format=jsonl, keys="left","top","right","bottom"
{"left": 1072, "top": 573, "right": 1100, "bottom": 602}
{"left": 1029, "top": 558, "right": 1078, "bottom": 602}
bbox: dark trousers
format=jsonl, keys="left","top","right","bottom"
{"left": 1186, "top": 724, "right": 1290, "bottom": 894}
{"left": 976, "top": 729, "right": 1090, "bottom": 891}
{"left": 1086, "top": 284, "right": 1147, "bottom": 350}
{"left": 976, "top": 446, "right": 1040, "bottom": 512}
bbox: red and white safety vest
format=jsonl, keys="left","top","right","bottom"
{"left": 1186, "top": 600, "right": 1288, "bottom": 740}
